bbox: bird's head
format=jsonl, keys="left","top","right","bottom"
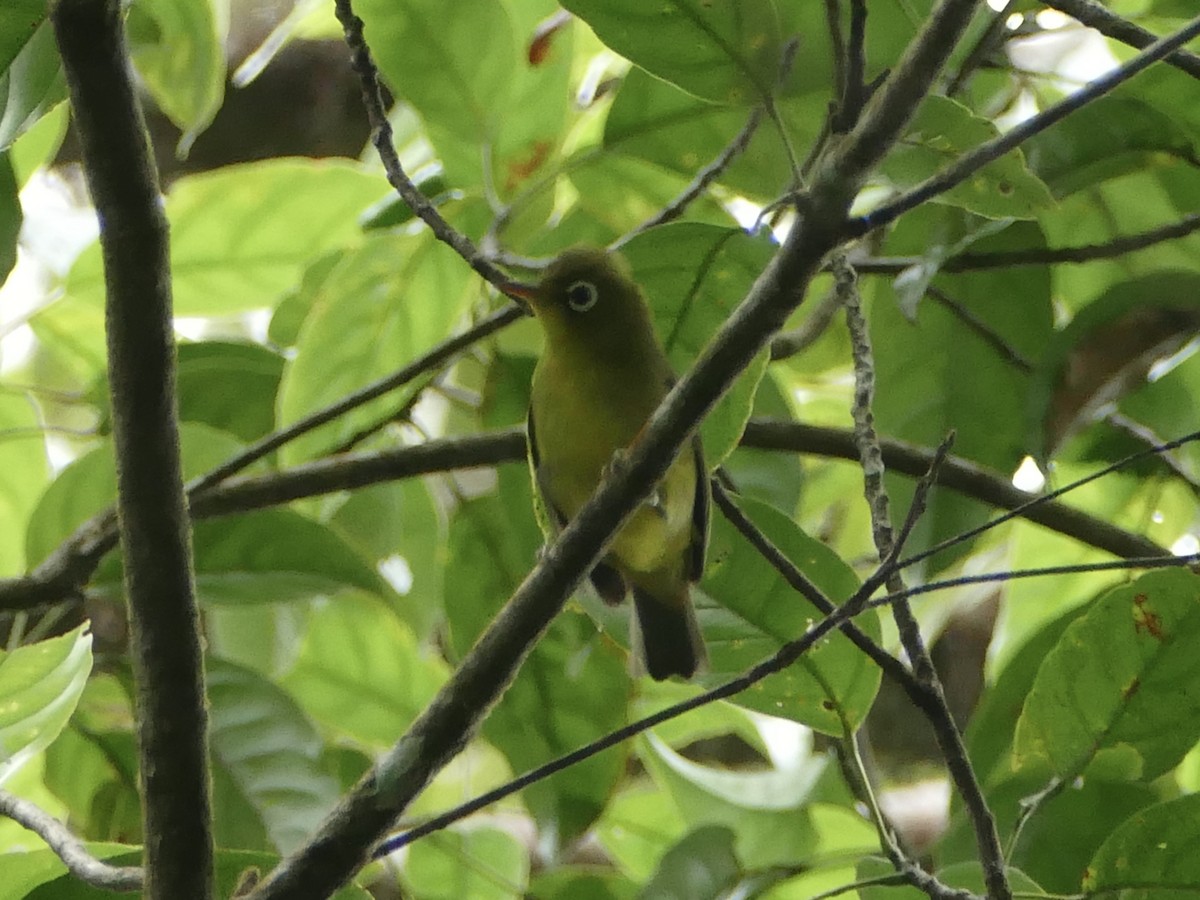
{"left": 504, "top": 246, "right": 657, "bottom": 356}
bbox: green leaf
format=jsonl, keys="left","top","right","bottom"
{"left": 65, "top": 159, "right": 386, "bottom": 316}
{"left": 1023, "top": 94, "right": 1200, "bottom": 198}
{"left": 0, "top": 624, "right": 93, "bottom": 785}
{"left": 330, "top": 478, "right": 448, "bottom": 639}
{"left": 0, "top": 1, "right": 44, "bottom": 76}
{"left": 208, "top": 658, "right": 340, "bottom": 854}
{"left": 620, "top": 223, "right": 773, "bottom": 466}
{"left": 358, "top": 0, "right": 514, "bottom": 143}
{"left": 126, "top": 0, "right": 225, "bottom": 143}
{"left": 596, "top": 786, "right": 687, "bottom": 882}
{"left": 1084, "top": 793, "right": 1200, "bottom": 899}
{"left": 176, "top": 341, "right": 283, "bottom": 442}
{"left": 1027, "top": 270, "right": 1200, "bottom": 459}
{"left": 640, "top": 733, "right": 822, "bottom": 869}
{"left": 43, "top": 677, "right": 141, "bottom": 844}
{"left": 941, "top": 771, "right": 1156, "bottom": 895}
{"left": 276, "top": 231, "right": 473, "bottom": 465}
{"left": 356, "top": 0, "right": 559, "bottom": 197}
{"left": 871, "top": 212, "right": 1052, "bottom": 569}
{"left": 1013, "top": 569, "right": 1200, "bottom": 782}
{"left": 0, "top": 20, "right": 65, "bottom": 152}
{"left": 881, "top": 95, "right": 1053, "bottom": 219}
{"left": 966, "top": 603, "right": 1084, "bottom": 785}
{"left": 24, "top": 423, "right": 245, "bottom": 570}
{"left": 0, "top": 153, "right": 18, "bottom": 287}
{"left": 0, "top": 390, "right": 49, "bottom": 576}
{"left": 563, "top": 0, "right": 782, "bottom": 105}
{"left": 528, "top": 868, "right": 638, "bottom": 900}
{"left": 283, "top": 591, "right": 447, "bottom": 747}
{"left": 402, "top": 825, "right": 529, "bottom": 900}
{"left": 604, "top": 66, "right": 823, "bottom": 202}
{"left": 10, "top": 100, "right": 67, "bottom": 185}
{"left": 192, "top": 509, "right": 395, "bottom": 606}
{"left": 700, "top": 496, "right": 881, "bottom": 734}
{"left": 640, "top": 825, "right": 739, "bottom": 900}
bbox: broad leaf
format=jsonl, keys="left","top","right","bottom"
{"left": 1013, "top": 569, "right": 1200, "bottom": 782}
{"left": 0, "top": 625, "right": 92, "bottom": 786}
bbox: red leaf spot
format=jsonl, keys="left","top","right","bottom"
{"left": 505, "top": 140, "right": 553, "bottom": 193}
{"left": 1133, "top": 593, "right": 1166, "bottom": 640}
{"left": 528, "top": 10, "right": 572, "bottom": 66}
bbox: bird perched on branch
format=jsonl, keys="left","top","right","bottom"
{"left": 505, "top": 247, "right": 709, "bottom": 680}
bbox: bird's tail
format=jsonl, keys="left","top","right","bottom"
{"left": 631, "top": 587, "right": 706, "bottom": 681}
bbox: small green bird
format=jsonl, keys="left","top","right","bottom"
{"left": 508, "top": 247, "right": 709, "bottom": 680}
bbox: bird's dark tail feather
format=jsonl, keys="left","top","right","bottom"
{"left": 631, "top": 588, "right": 705, "bottom": 681}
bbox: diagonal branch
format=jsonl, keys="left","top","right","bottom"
{"left": 51, "top": 0, "right": 213, "bottom": 896}
{"left": 851, "top": 14, "right": 1200, "bottom": 234}
{"left": 332, "top": 0, "right": 511, "bottom": 289}
{"left": 840, "top": 253, "right": 1009, "bottom": 900}
{"left": 853, "top": 211, "right": 1200, "bottom": 273}
{"left": 1044, "top": 0, "right": 1200, "bottom": 82}
{"left": 0, "top": 790, "right": 142, "bottom": 892}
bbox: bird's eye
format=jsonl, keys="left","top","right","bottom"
{"left": 565, "top": 280, "right": 599, "bottom": 312}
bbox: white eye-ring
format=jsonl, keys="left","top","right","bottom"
{"left": 565, "top": 280, "right": 599, "bottom": 312}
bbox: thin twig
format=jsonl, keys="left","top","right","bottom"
{"left": 1103, "top": 412, "right": 1200, "bottom": 496}
{"left": 839, "top": 252, "right": 1010, "bottom": 900}
{"left": 825, "top": 0, "right": 848, "bottom": 112}
{"left": 0, "top": 790, "right": 143, "bottom": 892}
{"left": 188, "top": 304, "right": 524, "bottom": 495}
{"left": 829, "top": 0, "right": 983, "bottom": 183}
{"left": 1044, "top": 0, "right": 1200, "bottom": 81}
{"left": 834, "top": 0, "right": 870, "bottom": 131}
{"left": 374, "top": 542, "right": 1200, "bottom": 858}
{"left": 925, "top": 285, "right": 1034, "bottom": 372}
{"left": 52, "top": 0, "right": 213, "bottom": 894}
{"left": 618, "top": 107, "right": 765, "bottom": 243}
{"left": 853, "top": 212, "right": 1200, "bottom": 273}
{"left": 850, "top": 14, "right": 1200, "bottom": 234}
{"left": 332, "top": 0, "right": 511, "bottom": 288}
{"left": 742, "top": 420, "right": 1170, "bottom": 560}
{"left": 868, "top": 553, "right": 1197, "bottom": 612}
{"left": 895, "top": 428, "right": 1200, "bottom": 573}
{"left": 945, "top": 0, "right": 1016, "bottom": 96}
{"left": 769, "top": 269, "right": 845, "bottom": 360}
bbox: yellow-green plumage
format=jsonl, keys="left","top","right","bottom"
{"left": 520, "top": 247, "right": 708, "bottom": 680}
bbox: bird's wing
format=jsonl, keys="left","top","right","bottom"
{"left": 526, "top": 405, "right": 567, "bottom": 531}
{"left": 688, "top": 435, "right": 709, "bottom": 584}
{"left": 527, "top": 404, "right": 628, "bottom": 604}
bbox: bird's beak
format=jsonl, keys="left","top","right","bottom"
{"left": 500, "top": 280, "right": 538, "bottom": 312}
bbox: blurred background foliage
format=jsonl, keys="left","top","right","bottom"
{"left": 2, "top": 0, "right": 1200, "bottom": 896}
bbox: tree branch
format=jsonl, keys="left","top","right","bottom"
{"left": 1044, "top": 0, "right": 1200, "bottom": 82}
{"left": 840, "top": 255, "right": 1009, "bottom": 900}
{"left": 0, "top": 417, "right": 1172, "bottom": 616}
{"left": 742, "top": 420, "right": 1169, "bottom": 558}
{"left": 618, "top": 106, "right": 765, "bottom": 243}
{"left": 851, "top": 14, "right": 1200, "bottom": 234}
{"left": 51, "top": 0, "right": 213, "bottom": 896}
{"left": 188, "top": 304, "right": 523, "bottom": 494}
{"left": 332, "top": 0, "right": 512, "bottom": 289}
{"left": 853, "top": 212, "right": 1200, "bottom": 273}
{"left": 0, "top": 790, "right": 142, "bottom": 892}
